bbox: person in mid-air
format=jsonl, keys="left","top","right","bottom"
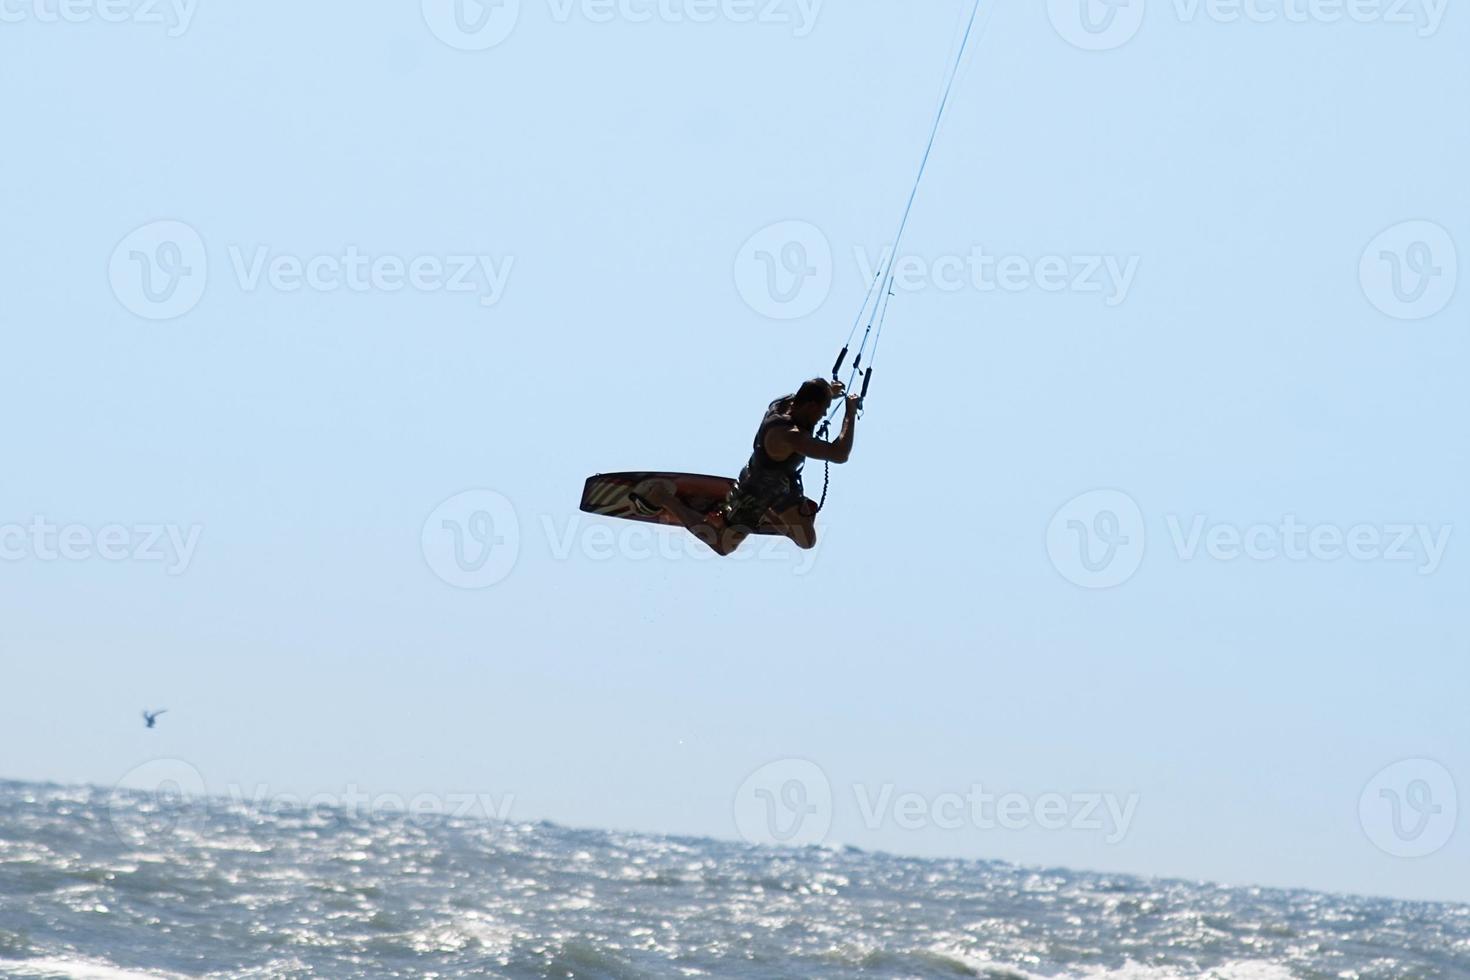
{"left": 641, "top": 378, "right": 859, "bottom": 555}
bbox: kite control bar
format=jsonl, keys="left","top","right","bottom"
{"left": 828, "top": 346, "right": 874, "bottom": 411}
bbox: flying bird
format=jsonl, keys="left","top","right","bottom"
{"left": 142, "top": 709, "right": 168, "bottom": 729}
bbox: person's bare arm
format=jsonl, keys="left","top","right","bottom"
{"left": 767, "top": 394, "right": 860, "bottom": 464}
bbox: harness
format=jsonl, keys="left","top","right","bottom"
{"left": 722, "top": 397, "right": 812, "bottom": 526}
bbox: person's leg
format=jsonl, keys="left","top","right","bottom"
{"left": 767, "top": 498, "right": 819, "bottom": 550}
{"left": 637, "top": 480, "right": 747, "bottom": 557}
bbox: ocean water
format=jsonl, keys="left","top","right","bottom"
{"left": 0, "top": 781, "right": 1465, "bottom": 979}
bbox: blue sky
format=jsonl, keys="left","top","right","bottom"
{"left": 1, "top": 0, "right": 1465, "bottom": 904}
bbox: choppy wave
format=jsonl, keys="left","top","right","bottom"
{"left": 1, "top": 779, "right": 1465, "bottom": 979}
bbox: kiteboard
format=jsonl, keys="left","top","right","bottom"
{"left": 579, "top": 472, "right": 788, "bottom": 536}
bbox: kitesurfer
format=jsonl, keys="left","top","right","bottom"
{"left": 641, "top": 378, "right": 859, "bottom": 556}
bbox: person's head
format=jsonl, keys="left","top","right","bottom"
{"left": 789, "top": 378, "right": 836, "bottom": 427}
